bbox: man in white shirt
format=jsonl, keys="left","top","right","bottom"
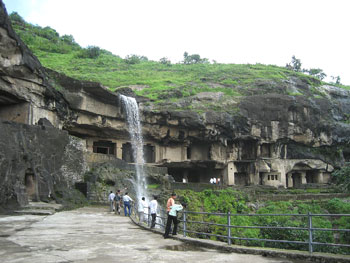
{"left": 108, "top": 191, "right": 115, "bottom": 212}
{"left": 210, "top": 178, "right": 214, "bottom": 184}
{"left": 213, "top": 177, "right": 217, "bottom": 184}
{"left": 138, "top": 197, "right": 148, "bottom": 223}
{"left": 122, "top": 192, "right": 133, "bottom": 216}
{"left": 149, "top": 196, "right": 158, "bottom": 228}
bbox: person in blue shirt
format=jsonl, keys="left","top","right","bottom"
{"left": 163, "top": 202, "right": 186, "bottom": 238}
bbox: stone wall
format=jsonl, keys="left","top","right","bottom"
{"left": 0, "top": 120, "right": 86, "bottom": 209}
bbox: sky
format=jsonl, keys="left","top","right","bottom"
{"left": 3, "top": 0, "right": 350, "bottom": 85}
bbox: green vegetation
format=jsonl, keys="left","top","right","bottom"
{"left": 9, "top": 12, "right": 350, "bottom": 109}
{"left": 332, "top": 164, "right": 350, "bottom": 192}
{"left": 176, "top": 189, "right": 350, "bottom": 254}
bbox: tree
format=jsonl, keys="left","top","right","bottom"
{"left": 159, "top": 57, "right": 171, "bottom": 65}
{"left": 305, "top": 68, "right": 327, "bottom": 80}
{"left": 61, "top": 34, "right": 76, "bottom": 45}
{"left": 331, "top": 76, "right": 341, "bottom": 85}
{"left": 9, "top": 12, "right": 25, "bottom": 25}
{"left": 183, "top": 52, "right": 209, "bottom": 65}
{"left": 124, "top": 54, "right": 148, "bottom": 64}
{"left": 77, "top": 46, "right": 101, "bottom": 59}
{"left": 286, "top": 55, "right": 302, "bottom": 72}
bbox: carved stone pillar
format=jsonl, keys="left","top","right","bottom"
{"left": 301, "top": 171, "right": 307, "bottom": 184}
{"left": 287, "top": 173, "right": 293, "bottom": 188}
{"left": 316, "top": 171, "right": 324, "bottom": 183}
{"left": 116, "top": 144, "right": 123, "bottom": 159}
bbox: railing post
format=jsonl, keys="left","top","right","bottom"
{"left": 308, "top": 212, "right": 313, "bottom": 254}
{"left": 183, "top": 211, "right": 187, "bottom": 237}
{"left": 227, "top": 211, "right": 232, "bottom": 245}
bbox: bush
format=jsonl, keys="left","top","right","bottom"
{"left": 332, "top": 165, "right": 350, "bottom": 192}
{"left": 77, "top": 46, "right": 101, "bottom": 59}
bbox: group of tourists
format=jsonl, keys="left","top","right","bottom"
{"left": 108, "top": 190, "right": 185, "bottom": 238}
{"left": 209, "top": 177, "right": 221, "bottom": 184}
{"left": 137, "top": 196, "right": 159, "bottom": 228}
{"left": 107, "top": 190, "right": 133, "bottom": 216}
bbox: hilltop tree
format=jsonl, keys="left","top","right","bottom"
{"left": 124, "top": 54, "right": 148, "bottom": 64}
{"left": 9, "top": 12, "right": 25, "bottom": 26}
{"left": 159, "top": 57, "right": 171, "bottom": 65}
{"left": 304, "top": 68, "right": 327, "bottom": 80}
{"left": 183, "top": 52, "right": 209, "bottom": 65}
{"left": 331, "top": 76, "right": 341, "bottom": 85}
{"left": 286, "top": 55, "right": 302, "bottom": 72}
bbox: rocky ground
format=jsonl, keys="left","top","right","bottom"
{"left": 0, "top": 206, "right": 314, "bottom": 263}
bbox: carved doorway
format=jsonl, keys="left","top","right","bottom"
{"left": 25, "top": 168, "right": 36, "bottom": 201}
{"left": 292, "top": 172, "right": 302, "bottom": 187}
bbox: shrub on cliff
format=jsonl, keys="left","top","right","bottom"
{"left": 332, "top": 165, "right": 350, "bottom": 193}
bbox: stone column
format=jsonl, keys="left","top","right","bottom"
{"left": 301, "top": 171, "right": 307, "bottom": 184}
{"left": 316, "top": 171, "right": 324, "bottom": 183}
{"left": 257, "top": 145, "right": 261, "bottom": 158}
{"left": 116, "top": 144, "right": 123, "bottom": 159}
{"left": 287, "top": 173, "right": 293, "bottom": 188}
{"left": 226, "top": 161, "right": 235, "bottom": 186}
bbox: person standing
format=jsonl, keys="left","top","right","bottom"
{"left": 138, "top": 197, "right": 148, "bottom": 223}
{"left": 123, "top": 192, "right": 133, "bottom": 216}
{"left": 166, "top": 193, "right": 176, "bottom": 213}
{"left": 213, "top": 177, "right": 217, "bottom": 184}
{"left": 210, "top": 178, "right": 214, "bottom": 184}
{"left": 217, "top": 178, "right": 221, "bottom": 185}
{"left": 114, "top": 190, "right": 122, "bottom": 215}
{"left": 149, "top": 196, "right": 158, "bottom": 228}
{"left": 108, "top": 191, "right": 115, "bottom": 212}
{"left": 164, "top": 202, "right": 185, "bottom": 238}
{"left": 163, "top": 193, "right": 176, "bottom": 238}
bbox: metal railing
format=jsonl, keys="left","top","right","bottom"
{"left": 132, "top": 205, "right": 350, "bottom": 254}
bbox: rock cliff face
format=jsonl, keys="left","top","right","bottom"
{"left": 0, "top": 120, "right": 87, "bottom": 209}
{"left": 1, "top": 0, "right": 350, "bottom": 209}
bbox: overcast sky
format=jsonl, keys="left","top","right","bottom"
{"left": 3, "top": 0, "right": 350, "bottom": 85}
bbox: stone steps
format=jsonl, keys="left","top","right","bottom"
{"left": 13, "top": 201, "right": 63, "bottom": 216}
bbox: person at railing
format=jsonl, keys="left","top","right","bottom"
{"left": 122, "top": 192, "right": 133, "bottom": 216}
{"left": 138, "top": 197, "right": 148, "bottom": 223}
{"left": 108, "top": 191, "right": 115, "bottom": 212}
{"left": 166, "top": 193, "right": 176, "bottom": 213}
{"left": 163, "top": 202, "right": 186, "bottom": 239}
{"left": 149, "top": 196, "right": 158, "bottom": 228}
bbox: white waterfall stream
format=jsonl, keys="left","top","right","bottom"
{"left": 119, "top": 95, "right": 147, "bottom": 210}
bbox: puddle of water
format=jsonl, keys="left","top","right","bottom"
{"left": 161, "top": 243, "right": 207, "bottom": 252}
{"left": 135, "top": 247, "right": 150, "bottom": 251}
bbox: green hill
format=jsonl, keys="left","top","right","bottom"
{"left": 9, "top": 12, "right": 349, "bottom": 110}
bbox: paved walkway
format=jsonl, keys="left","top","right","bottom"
{"left": 0, "top": 206, "right": 311, "bottom": 263}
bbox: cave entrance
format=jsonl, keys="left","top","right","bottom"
{"left": 75, "top": 182, "right": 87, "bottom": 197}
{"left": 306, "top": 170, "right": 318, "bottom": 183}
{"left": 93, "top": 140, "right": 116, "bottom": 155}
{"left": 168, "top": 167, "right": 222, "bottom": 184}
{"left": 122, "top": 142, "right": 134, "bottom": 162}
{"left": 144, "top": 144, "right": 155, "bottom": 163}
{"left": 292, "top": 172, "right": 302, "bottom": 187}
{"left": 235, "top": 173, "right": 248, "bottom": 186}
{"left": 25, "top": 169, "right": 36, "bottom": 201}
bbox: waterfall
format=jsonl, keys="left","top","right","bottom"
{"left": 119, "top": 95, "right": 147, "bottom": 208}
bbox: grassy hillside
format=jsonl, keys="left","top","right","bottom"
{"left": 9, "top": 12, "right": 350, "bottom": 107}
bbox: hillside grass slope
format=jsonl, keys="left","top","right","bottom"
{"left": 9, "top": 12, "right": 349, "bottom": 110}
